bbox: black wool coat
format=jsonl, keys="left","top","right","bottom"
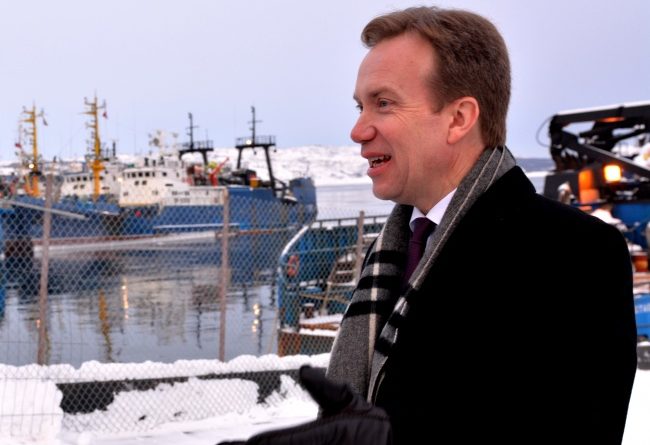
{"left": 375, "top": 167, "right": 637, "bottom": 444}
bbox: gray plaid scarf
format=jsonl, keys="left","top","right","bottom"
{"left": 326, "top": 146, "right": 516, "bottom": 402}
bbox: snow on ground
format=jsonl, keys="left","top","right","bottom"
{"left": 0, "top": 354, "right": 329, "bottom": 383}
{"left": 624, "top": 369, "right": 650, "bottom": 445}
{"left": 0, "top": 354, "right": 329, "bottom": 444}
{"left": 0, "top": 378, "right": 63, "bottom": 441}
{"left": 1, "top": 355, "right": 648, "bottom": 445}
{"left": 66, "top": 386, "right": 318, "bottom": 445}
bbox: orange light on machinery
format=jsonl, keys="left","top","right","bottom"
{"left": 597, "top": 116, "right": 625, "bottom": 123}
{"left": 578, "top": 169, "right": 595, "bottom": 190}
{"left": 578, "top": 169, "right": 600, "bottom": 203}
{"left": 603, "top": 164, "right": 622, "bottom": 183}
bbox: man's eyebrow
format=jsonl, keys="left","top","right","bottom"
{"left": 353, "top": 89, "right": 392, "bottom": 103}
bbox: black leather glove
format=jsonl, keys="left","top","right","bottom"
{"left": 217, "top": 365, "right": 392, "bottom": 445}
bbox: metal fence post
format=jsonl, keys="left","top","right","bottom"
{"left": 37, "top": 173, "right": 53, "bottom": 365}
{"left": 219, "top": 188, "right": 230, "bottom": 361}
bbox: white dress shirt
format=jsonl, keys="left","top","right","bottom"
{"left": 409, "top": 189, "right": 456, "bottom": 244}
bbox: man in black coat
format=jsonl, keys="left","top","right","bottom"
{"left": 223, "top": 6, "right": 637, "bottom": 444}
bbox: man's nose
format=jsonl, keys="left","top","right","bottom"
{"left": 350, "top": 113, "right": 375, "bottom": 144}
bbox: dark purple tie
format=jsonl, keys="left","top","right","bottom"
{"left": 403, "top": 217, "right": 436, "bottom": 286}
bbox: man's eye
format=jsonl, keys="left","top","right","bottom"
{"left": 378, "top": 99, "right": 389, "bottom": 108}
{"left": 355, "top": 104, "right": 363, "bottom": 113}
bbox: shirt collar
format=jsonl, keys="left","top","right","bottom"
{"left": 409, "top": 189, "right": 456, "bottom": 232}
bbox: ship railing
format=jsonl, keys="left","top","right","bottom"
{"left": 306, "top": 213, "right": 388, "bottom": 230}
{"left": 181, "top": 140, "right": 214, "bottom": 150}
{"left": 1, "top": 198, "right": 87, "bottom": 219}
{"left": 235, "top": 135, "right": 276, "bottom": 147}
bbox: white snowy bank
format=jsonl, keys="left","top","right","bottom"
{"left": 0, "top": 354, "right": 328, "bottom": 444}
{"left": 0, "top": 354, "right": 648, "bottom": 445}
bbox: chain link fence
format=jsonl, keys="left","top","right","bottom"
{"left": 0, "top": 176, "right": 389, "bottom": 439}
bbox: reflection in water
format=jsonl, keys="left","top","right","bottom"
{"left": 34, "top": 316, "right": 50, "bottom": 365}
{"left": 0, "top": 243, "right": 279, "bottom": 367}
{"left": 98, "top": 289, "right": 114, "bottom": 363}
{"left": 0, "top": 184, "right": 380, "bottom": 367}
{"left": 121, "top": 277, "right": 130, "bottom": 320}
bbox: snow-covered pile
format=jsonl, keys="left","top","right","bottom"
{"left": 0, "top": 354, "right": 328, "bottom": 443}
{"left": 64, "top": 375, "right": 311, "bottom": 434}
{"left": 0, "top": 379, "right": 63, "bottom": 441}
{"left": 0, "top": 354, "right": 329, "bottom": 383}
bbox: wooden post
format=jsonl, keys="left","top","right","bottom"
{"left": 354, "top": 210, "right": 365, "bottom": 281}
{"left": 37, "top": 173, "right": 53, "bottom": 365}
{"left": 219, "top": 188, "right": 230, "bottom": 361}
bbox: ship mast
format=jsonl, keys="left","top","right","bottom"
{"left": 21, "top": 104, "right": 46, "bottom": 197}
{"left": 178, "top": 112, "right": 214, "bottom": 166}
{"left": 84, "top": 95, "right": 106, "bottom": 201}
{"left": 235, "top": 106, "right": 277, "bottom": 193}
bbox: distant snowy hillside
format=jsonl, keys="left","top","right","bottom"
{"left": 211, "top": 145, "right": 371, "bottom": 187}
{"left": 191, "top": 145, "right": 552, "bottom": 187}
{"left": 0, "top": 145, "right": 552, "bottom": 187}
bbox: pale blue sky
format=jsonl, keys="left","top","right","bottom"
{"left": 1, "top": 0, "right": 649, "bottom": 160}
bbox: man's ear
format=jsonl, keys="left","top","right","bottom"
{"left": 446, "top": 97, "right": 480, "bottom": 145}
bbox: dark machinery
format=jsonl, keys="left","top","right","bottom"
{"left": 543, "top": 101, "right": 650, "bottom": 204}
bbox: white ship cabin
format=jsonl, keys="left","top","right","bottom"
{"left": 59, "top": 161, "right": 122, "bottom": 200}
{"left": 119, "top": 155, "right": 225, "bottom": 207}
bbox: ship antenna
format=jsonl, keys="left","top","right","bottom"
{"left": 84, "top": 95, "right": 106, "bottom": 202}
{"left": 186, "top": 112, "right": 197, "bottom": 150}
{"left": 249, "top": 106, "right": 262, "bottom": 152}
{"left": 179, "top": 113, "right": 213, "bottom": 166}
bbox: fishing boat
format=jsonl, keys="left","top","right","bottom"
{"left": 276, "top": 213, "right": 386, "bottom": 356}
{"left": 58, "top": 97, "right": 123, "bottom": 201}
{"left": 119, "top": 108, "right": 316, "bottom": 238}
{"left": 1, "top": 105, "right": 317, "bottom": 267}
{"left": 58, "top": 144, "right": 123, "bottom": 202}
{"left": 540, "top": 101, "right": 650, "bottom": 368}
{"left": 1, "top": 98, "right": 123, "bottom": 260}
{"left": 14, "top": 105, "right": 46, "bottom": 199}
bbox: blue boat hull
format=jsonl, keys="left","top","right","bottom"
{"left": 120, "top": 183, "right": 316, "bottom": 236}
{"left": 1, "top": 180, "right": 317, "bottom": 273}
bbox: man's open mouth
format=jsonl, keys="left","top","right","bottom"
{"left": 368, "top": 155, "right": 392, "bottom": 168}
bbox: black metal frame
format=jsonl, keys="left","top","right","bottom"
{"left": 548, "top": 101, "right": 650, "bottom": 178}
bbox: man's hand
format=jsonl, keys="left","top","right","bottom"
{"left": 218, "top": 365, "right": 392, "bottom": 445}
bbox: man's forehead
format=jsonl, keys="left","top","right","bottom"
{"left": 356, "top": 36, "right": 434, "bottom": 85}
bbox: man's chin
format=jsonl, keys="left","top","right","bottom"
{"left": 370, "top": 184, "right": 401, "bottom": 203}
